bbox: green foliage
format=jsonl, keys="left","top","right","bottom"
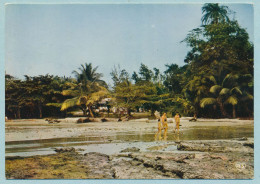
{"left": 200, "top": 98, "right": 217, "bottom": 108}
{"left": 201, "top": 3, "right": 231, "bottom": 25}
{"left": 5, "top": 74, "right": 70, "bottom": 119}
{"left": 5, "top": 4, "right": 253, "bottom": 119}
{"left": 60, "top": 63, "right": 109, "bottom": 117}
{"left": 181, "top": 3, "right": 253, "bottom": 118}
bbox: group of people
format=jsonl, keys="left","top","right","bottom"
{"left": 154, "top": 112, "right": 180, "bottom": 141}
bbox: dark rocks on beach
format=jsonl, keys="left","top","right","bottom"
{"left": 189, "top": 118, "right": 197, "bottom": 122}
{"left": 101, "top": 118, "right": 108, "bottom": 122}
{"left": 45, "top": 118, "right": 61, "bottom": 124}
{"left": 177, "top": 142, "right": 226, "bottom": 152}
{"left": 120, "top": 147, "right": 140, "bottom": 153}
{"left": 117, "top": 117, "right": 129, "bottom": 122}
{"left": 177, "top": 139, "right": 254, "bottom": 154}
{"left": 54, "top": 147, "right": 76, "bottom": 153}
{"left": 6, "top": 138, "right": 254, "bottom": 179}
{"left": 77, "top": 118, "right": 91, "bottom": 123}
{"left": 243, "top": 142, "right": 254, "bottom": 148}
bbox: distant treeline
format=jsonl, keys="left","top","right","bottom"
{"left": 5, "top": 3, "right": 253, "bottom": 119}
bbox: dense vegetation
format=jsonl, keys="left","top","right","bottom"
{"left": 5, "top": 4, "right": 253, "bottom": 119}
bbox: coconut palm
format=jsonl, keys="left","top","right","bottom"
{"left": 72, "top": 63, "right": 107, "bottom": 89}
{"left": 61, "top": 63, "right": 109, "bottom": 117}
{"left": 200, "top": 74, "right": 242, "bottom": 118}
{"left": 201, "top": 3, "right": 231, "bottom": 25}
{"left": 182, "top": 75, "right": 210, "bottom": 117}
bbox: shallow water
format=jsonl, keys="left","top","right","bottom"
{"left": 5, "top": 124, "right": 253, "bottom": 157}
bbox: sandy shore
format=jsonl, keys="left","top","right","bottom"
{"left": 5, "top": 117, "right": 253, "bottom": 142}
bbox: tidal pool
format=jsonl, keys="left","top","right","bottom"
{"left": 5, "top": 124, "right": 253, "bottom": 157}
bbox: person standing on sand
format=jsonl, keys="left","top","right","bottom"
{"left": 154, "top": 117, "right": 163, "bottom": 140}
{"left": 161, "top": 113, "right": 168, "bottom": 140}
{"left": 174, "top": 113, "right": 180, "bottom": 134}
{"left": 154, "top": 113, "right": 168, "bottom": 140}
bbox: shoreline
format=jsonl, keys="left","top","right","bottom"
{"left": 5, "top": 118, "right": 254, "bottom": 179}
{"left": 5, "top": 117, "right": 254, "bottom": 142}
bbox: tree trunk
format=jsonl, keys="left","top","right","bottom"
{"left": 82, "top": 108, "right": 87, "bottom": 116}
{"left": 218, "top": 101, "right": 227, "bottom": 118}
{"left": 88, "top": 105, "right": 94, "bottom": 118}
{"left": 232, "top": 105, "right": 236, "bottom": 118}
{"left": 151, "top": 108, "right": 155, "bottom": 117}
{"left": 39, "top": 105, "right": 42, "bottom": 119}
{"left": 127, "top": 108, "right": 131, "bottom": 117}
{"left": 17, "top": 108, "right": 21, "bottom": 119}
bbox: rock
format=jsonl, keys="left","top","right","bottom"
{"left": 76, "top": 118, "right": 84, "bottom": 123}
{"left": 189, "top": 118, "right": 197, "bottom": 122}
{"left": 237, "top": 137, "right": 248, "bottom": 141}
{"left": 53, "top": 119, "right": 61, "bottom": 123}
{"left": 210, "top": 155, "right": 228, "bottom": 161}
{"left": 177, "top": 142, "right": 225, "bottom": 152}
{"left": 243, "top": 142, "right": 254, "bottom": 148}
{"left": 120, "top": 147, "right": 140, "bottom": 153}
{"left": 54, "top": 147, "right": 76, "bottom": 153}
{"left": 77, "top": 148, "right": 85, "bottom": 151}
{"left": 77, "top": 118, "right": 91, "bottom": 123}
{"left": 101, "top": 118, "right": 108, "bottom": 122}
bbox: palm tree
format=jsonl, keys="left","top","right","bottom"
{"left": 182, "top": 75, "right": 210, "bottom": 116}
{"left": 72, "top": 63, "right": 107, "bottom": 88}
{"left": 201, "top": 3, "right": 231, "bottom": 25}
{"left": 200, "top": 74, "right": 242, "bottom": 118}
{"left": 61, "top": 63, "right": 109, "bottom": 117}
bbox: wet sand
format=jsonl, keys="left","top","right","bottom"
{"left": 5, "top": 117, "right": 253, "bottom": 142}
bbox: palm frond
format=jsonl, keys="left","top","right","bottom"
{"left": 230, "top": 87, "right": 242, "bottom": 95}
{"left": 46, "top": 103, "right": 62, "bottom": 107}
{"left": 209, "top": 85, "right": 222, "bottom": 94}
{"left": 61, "top": 97, "right": 79, "bottom": 111}
{"left": 245, "top": 92, "right": 253, "bottom": 100}
{"left": 61, "top": 90, "right": 79, "bottom": 96}
{"left": 209, "top": 75, "right": 217, "bottom": 84}
{"left": 222, "top": 73, "right": 231, "bottom": 86}
{"left": 219, "top": 88, "right": 230, "bottom": 95}
{"left": 200, "top": 98, "right": 217, "bottom": 108}
{"left": 225, "top": 96, "right": 238, "bottom": 105}
{"left": 86, "top": 88, "right": 110, "bottom": 105}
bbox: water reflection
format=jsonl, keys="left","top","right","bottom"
{"left": 6, "top": 125, "right": 253, "bottom": 156}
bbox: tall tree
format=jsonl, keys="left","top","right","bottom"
{"left": 138, "top": 63, "right": 153, "bottom": 82}
{"left": 201, "top": 3, "right": 231, "bottom": 25}
{"left": 200, "top": 73, "right": 242, "bottom": 118}
{"left": 61, "top": 63, "right": 109, "bottom": 117}
{"left": 182, "top": 4, "right": 253, "bottom": 118}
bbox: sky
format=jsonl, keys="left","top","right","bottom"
{"left": 5, "top": 3, "right": 254, "bottom": 86}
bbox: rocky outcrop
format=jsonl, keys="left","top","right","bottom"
{"left": 6, "top": 139, "right": 254, "bottom": 179}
